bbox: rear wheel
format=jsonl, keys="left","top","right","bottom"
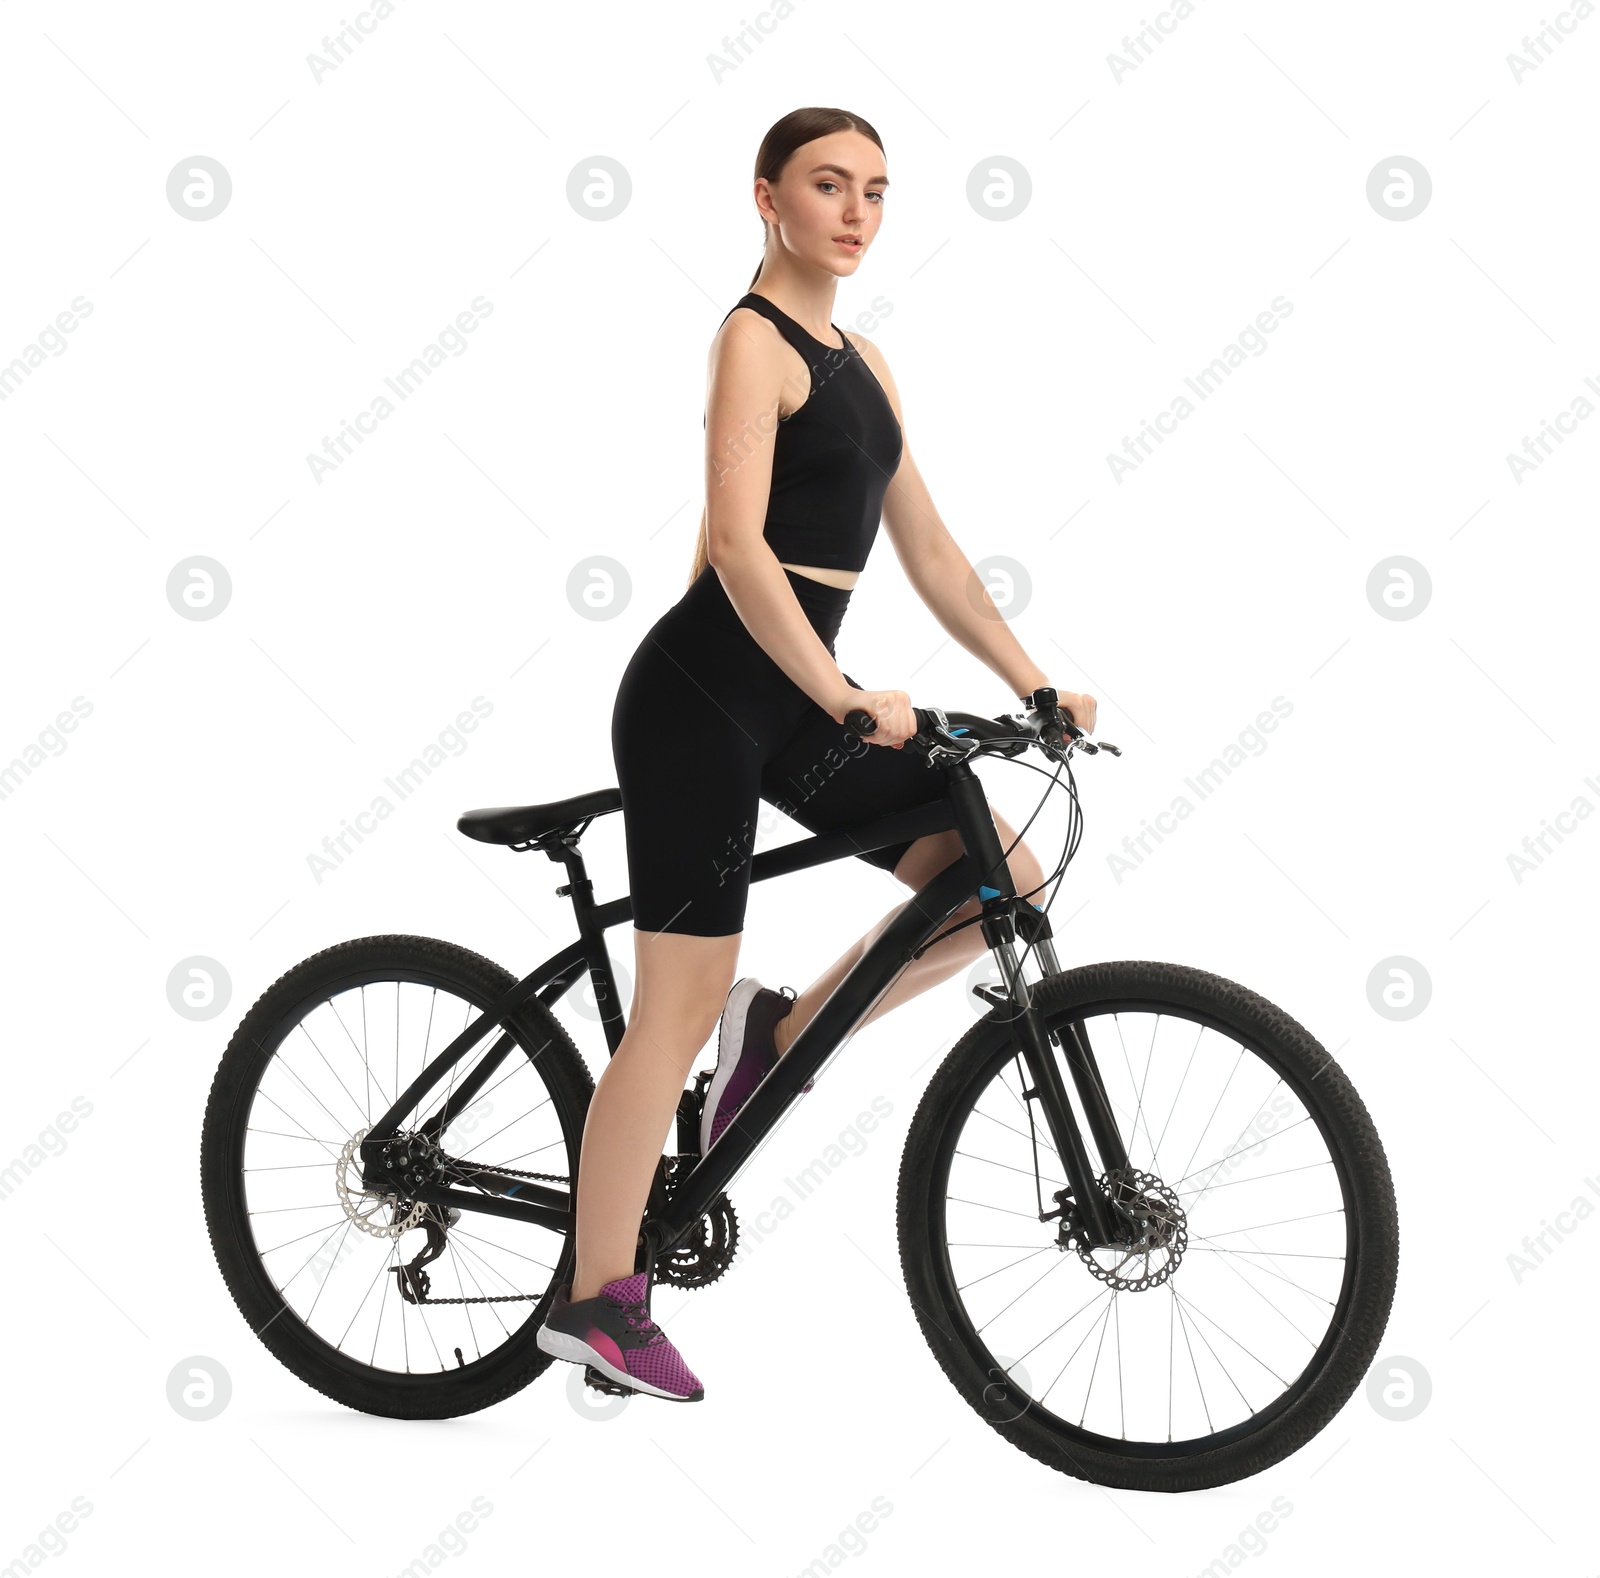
{"left": 201, "top": 934, "right": 594, "bottom": 1419}
{"left": 897, "top": 960, "right": 1398, "bottom": 1491}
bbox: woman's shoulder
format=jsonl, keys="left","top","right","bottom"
{"left": 841, "top": 326, "right": 897, "bottom": 388}
{"left": 840, "top": 322, "right": 881, "bottom": 355}
{"left": 708, "top": 300, "right": 806, "bottom": 390}
{"left": 712, "top": 299, "right": 787, "bottom": 355}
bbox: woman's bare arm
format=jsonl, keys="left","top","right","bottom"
{"left": 856, "top": 332, "right": 1097, "bottom": 729}
{"left": 703, "top": 310, "right": 908, "bottom": 734}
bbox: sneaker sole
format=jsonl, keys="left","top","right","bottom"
{"left": 536, "top": 1325, "right": 704, "bottom": 1402}
{"left": 701, "top": 977, "right": 765, "bottom": 1156}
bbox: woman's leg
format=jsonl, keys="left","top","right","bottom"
{"left": 771, "top": 806, "right": 1044, "bottom": 1058}
{"left": 570, "top": 927, "right": 741, "bottom": 1301}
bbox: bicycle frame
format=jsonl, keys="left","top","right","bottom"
{"left": 360, "top": 751, "right": 1128, "bottom": 1256}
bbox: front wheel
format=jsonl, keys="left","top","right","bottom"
{"left": 897, "top": 960, "right": 1398, "bottom": 1492}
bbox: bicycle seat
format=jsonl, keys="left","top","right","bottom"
{"left": 457, "top": 788, "right": 622, "bottom": 847}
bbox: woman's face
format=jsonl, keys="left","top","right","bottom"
{"left": 758, "top": 130, "right": 888, "bottom": 276}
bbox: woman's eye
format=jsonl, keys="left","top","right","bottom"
{"left": 818, "top": 181, "right": 884, "bottom": 202}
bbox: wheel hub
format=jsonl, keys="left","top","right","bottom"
{"left": 1056, "top": 1167, "right": 1188, "bottom": 1292}
{"left": 335, "top": 1126, "right": 430, "bottom": 1238}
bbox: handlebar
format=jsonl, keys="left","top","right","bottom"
{"left": 843, "top": 702, "right": 1121, "bottom": 765}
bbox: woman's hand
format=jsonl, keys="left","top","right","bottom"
{"left": 832, "top": 686, "right": 919, "bottom": 748}
{"left": 1053, "top": 688, "right": 1098, "bottom": 735}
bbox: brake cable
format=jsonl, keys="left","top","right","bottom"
{"left": 909, "top": 721, "right": 1077, "bottom": 961}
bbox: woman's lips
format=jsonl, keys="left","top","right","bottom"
{"left": 833, "top": 237, "right": 862, "bottom": 252}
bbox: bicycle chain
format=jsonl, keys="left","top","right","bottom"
{"left": 370, "top": 1141, "right": 738, "bottom": 1306}
{"left": 452, "top": 1163, "right": 571, "bottom": 1184}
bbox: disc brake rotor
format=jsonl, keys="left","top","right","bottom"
{"left": 1062, "top": 1168, "right": 1188, "bottom": 1292}
{"left": 334, "top": 1126, "right": 425, "bottom": 1238}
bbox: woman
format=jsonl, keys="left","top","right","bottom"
{"left": 537, "top": 107, "right": 1096, "bottom": 1402}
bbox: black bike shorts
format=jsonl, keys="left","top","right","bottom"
{"left": 611, "top": 565, "right": 948, "bottom": 936}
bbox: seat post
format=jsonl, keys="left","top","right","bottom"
{"left": 547, "top": 839, "right": 627, "bottom": 1055}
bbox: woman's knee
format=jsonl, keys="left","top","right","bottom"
{"left": 627, "top": 927, "right": 740, "bottom": 1043}
{"left": 892, "top": 805, "right": 1044, "bottom": 901}
{"left": 891, "top": 828, "right": 962, "bottom": 889}
{"left": 1007, "top": 839, "right": 1046, "bottom": 906}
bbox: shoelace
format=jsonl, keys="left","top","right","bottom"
{"left": 616, "top": 1299, "right": 666, "bottom": 1345}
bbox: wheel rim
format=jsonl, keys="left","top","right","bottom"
{"left": 234, "top": 971, "right": 574, "bottom": 1378}
{"left": 929, "top": 999, "right": 1362, "bottom": 1458}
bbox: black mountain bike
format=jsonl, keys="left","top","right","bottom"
{"left": 201, "top": 695, "right": 1398, "bottom": 1493}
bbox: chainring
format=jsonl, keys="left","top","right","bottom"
{"left": 652, "top": 1186, "right": 739, "bottom": 1289}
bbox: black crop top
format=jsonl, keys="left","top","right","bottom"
{"left": 712, "top": 292, "right": 904, "bottom": 573}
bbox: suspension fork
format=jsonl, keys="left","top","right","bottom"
{"left": 945, "top": 761, "right": 1123, "bottom": 1246}
{"left": 1015, "top": 906, "right": 1131, "bottom": 1183}
{"left": 988, "top": 932, "right": 1120, "bottom": 1247}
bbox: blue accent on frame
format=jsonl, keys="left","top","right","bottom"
{"left": 949, "top": 726, "right": 969, "bottom": 735}
{"left": 976, "top": 886, "right": 1044, "bottom": 908}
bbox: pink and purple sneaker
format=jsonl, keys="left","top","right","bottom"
{"left": 537, "top": 1269, "right": 704, "bottom": 1402}
{"left": 701, "top": 978, "right": 809, "bottom": 1155}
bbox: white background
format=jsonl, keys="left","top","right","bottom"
{"left": 2, "top": 0, "right": 1595, "bottom": 1572}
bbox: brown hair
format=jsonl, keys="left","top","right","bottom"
{"left": 687, "top": 107, "right": 886, "bottom": 587}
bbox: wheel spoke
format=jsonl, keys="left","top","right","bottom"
{"left": 1035, "top": 1286, "right": 1115, "bottom": 1410}
{"left": 954, "top": 1244, "right": 1055, "bottom": 1294}
{"left": 1077, "top": 1291, "right": 1117, "bottom": 1429}
{"left": 249, "top": 1088, "right": 344, "bottom": 1163}
{"left": 1111, "top": 1015, "right": 1161, "bottom": 1175}
{"left": 969, "top": 1104, "right": 1062, "bottom": 1160}
{"left": 1174, "top": 1147, "right": 1326, "bottom": 1195}
{"left": 1184, "top": 1082, "right": 1296, "bottom": 1211}
{"left": 953, "top": 1149, "right": 1068, "bottom": 1188}
{"left": 299, "top": 1011, "right": 384, "bottom": 1128}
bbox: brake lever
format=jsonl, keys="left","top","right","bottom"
{"left": 1034, "top": 707, "right": 1122, "bottom": 760}
{"left": 1029, "top": 705, "right": 1081, "bottom": 753}
{"left": 1036, "top": 700, "right": 1126, "bottom": 755}
{"left": 849, "top": 704, "right": 977, "bottom": 764}
{"left": 1058, "top": 732, "right": 1122, "bottom": 759}
{"left": 918, "top": 707, "right": 978, "bottom": 762}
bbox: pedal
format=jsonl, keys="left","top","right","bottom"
{"left": 677, "top": 1070, "right": 715, "bottom": 1156}
{"left": 582, "top": 1365, "right": 637, "bottom": 1398}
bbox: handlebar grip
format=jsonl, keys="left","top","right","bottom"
{"left": 847, "top": 705, "right": 951, "bottom": 743}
